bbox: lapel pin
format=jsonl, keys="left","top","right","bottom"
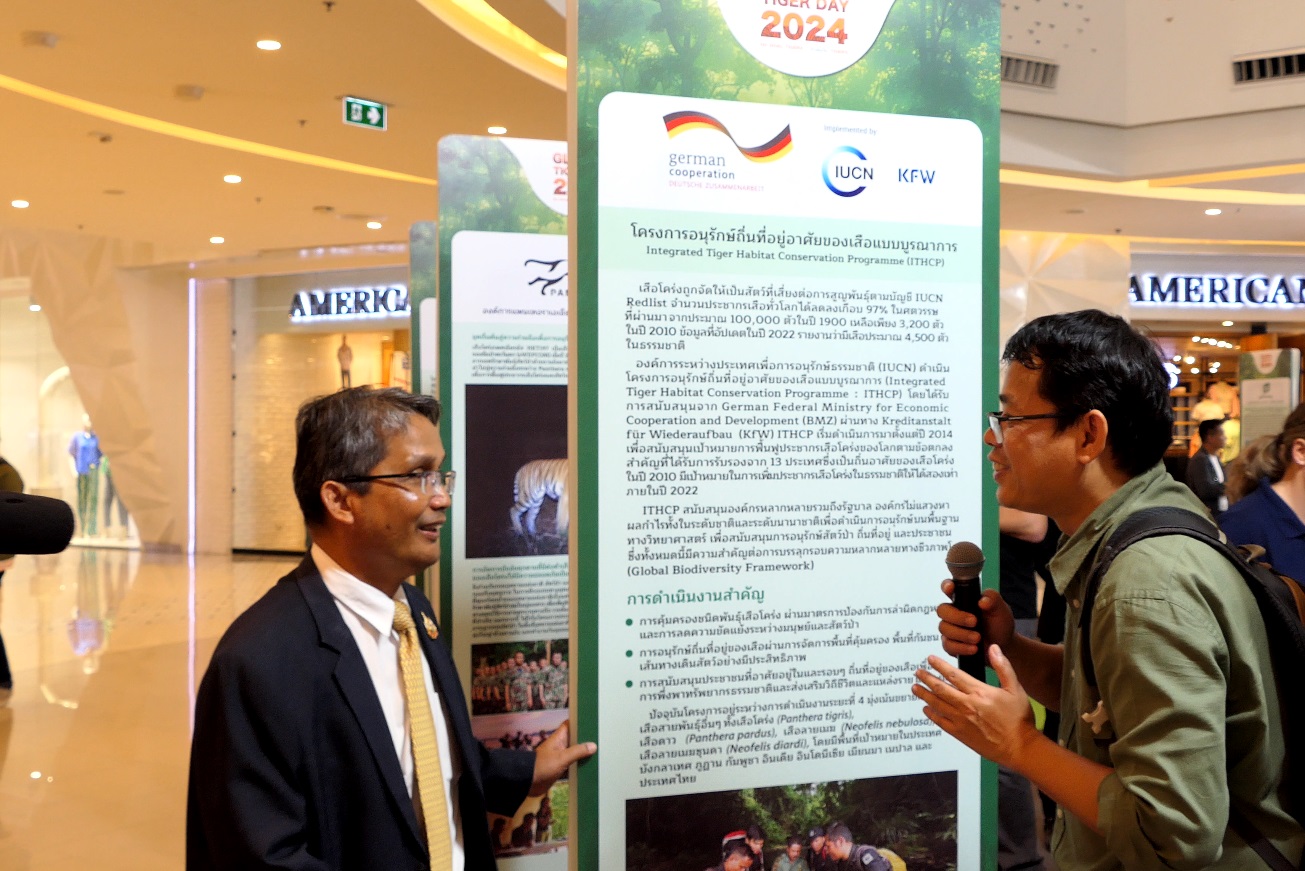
{"left": 423, "top": 613, "right": 439, "bottom": 640}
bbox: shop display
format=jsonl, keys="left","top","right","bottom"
{"left": 68, "top": 414, "right": 102, "bottom": 537}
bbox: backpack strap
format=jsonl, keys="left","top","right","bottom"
{"left": 1080, "top": 505, "right": 1304, "bottom": 870}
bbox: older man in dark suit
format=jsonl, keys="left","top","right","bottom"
{"left": 187, "top": 387, "right": 595, "bottom": 870}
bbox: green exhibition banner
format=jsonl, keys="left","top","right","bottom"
{"left": 571, "top": 1, "right": 1001, "bottom": 869}
{"left": 436, "top": 135, "right": 573, "bottom": 869}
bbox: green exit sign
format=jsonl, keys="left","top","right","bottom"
{"left": 343, "top": 96, "right": 387, "bottom": 131}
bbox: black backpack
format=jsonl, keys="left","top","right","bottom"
{"left": 1081, "top": 506, "right": 1305, "bottom": 871}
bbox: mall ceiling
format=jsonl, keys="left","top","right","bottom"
{"left": 2, "top": 0, "right": 1305, "bottom": 265}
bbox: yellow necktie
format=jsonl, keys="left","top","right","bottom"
{"left": 393, "top": 600, "right": 453, "bottom": 868}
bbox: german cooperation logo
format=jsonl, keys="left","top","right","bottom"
{"left": 822, "top": 145, "right": 873, "bottom": 197}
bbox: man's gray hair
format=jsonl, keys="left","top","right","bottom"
{"left": 292, "top": 387, "right": 441, "bottom": 526}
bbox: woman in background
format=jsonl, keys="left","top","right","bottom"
{"left": 1220, "top": 403, "right": 1305, "bottom": 582}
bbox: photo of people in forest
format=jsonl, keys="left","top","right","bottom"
{"left": 627, "top": 773, "right": 956, "bottom": 871}
{"left": 469, "top": 638, "right": 569, "bottom": 716}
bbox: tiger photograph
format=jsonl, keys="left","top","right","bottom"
{"left": 464, "top": 384, "right": 569, "bottom": 558}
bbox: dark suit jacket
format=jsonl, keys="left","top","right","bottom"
{"left": 1185, "top": 451, "right": 1226, "bottom": 517}
{"left": 186, "top": 557, "right": 535, "bottom": 870}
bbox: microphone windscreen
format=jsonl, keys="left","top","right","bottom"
{"left": 945, "top": 541, "right": 984, "bottom": 580}
{"left": 0, "top": 492, "right": 76, "bottom": 555}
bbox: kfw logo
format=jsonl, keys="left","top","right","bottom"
{"left": 898, "top": 168, "right": 937, "bottom": 184}
{"left": 822, "top": 146, "right": 873, "bottom": 197}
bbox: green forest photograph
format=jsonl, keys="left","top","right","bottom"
{"left": 626, "top": 771, "right": 957, "bottom": 871}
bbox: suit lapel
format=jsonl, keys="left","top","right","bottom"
{"left": 295, "top": 558, "right": 424, "bottom": 847}
{"left": 403, "top": 586, "right": 485, "bottom": 794}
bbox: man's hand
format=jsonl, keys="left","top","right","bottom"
{"left": 938, "top": 580, "right": 1015, "bottom": 661}
{"left": 529, "top": 720, "right": 597, "bottom": 796}
{"left": 912, "top": 646, "right": 1041, "bottom": 770}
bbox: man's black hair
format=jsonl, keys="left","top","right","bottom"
{"left": 292, "top": 387, "right": 442, "bottom": 526}
{"left": 723, "top": 841, "right": 753, "bottom": 859}
{"left": 787, "top": 835, "right": 803, "bottom": 848}
{"left": 826, "top": 822, "right": 853, "bottom": 843}
{"left": 746, "top": 825, "right": 764, "bottom": 841}
{"left": 1198, "top": 417, "right": 1225, "bottom": 443}
{"left": 1003, "top": 309, "right": 1173, "bottom": 477}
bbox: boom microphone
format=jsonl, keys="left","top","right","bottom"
{"left": 0, "top": 492, "right": 76, "bottom": 555}
{"left": 945, "top": 541, "right": 986, "bottom": 681}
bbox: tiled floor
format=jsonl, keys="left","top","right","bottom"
{"left": 0, "top": 546, "right": 298, "bottom": 871}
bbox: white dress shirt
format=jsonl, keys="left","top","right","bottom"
{"left": 312, "top": 545, "right": 465, "bottom": 870}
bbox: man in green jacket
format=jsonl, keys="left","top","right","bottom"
{"left": 917, "top": 310, "right": 1304, "bottom": 869}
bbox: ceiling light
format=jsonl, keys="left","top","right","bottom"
{"left": 1190, "top": 367, "right": 1200, "bottom": 374}
{"left": 1192, "top": 335, "right": 1201, "bottom": 342}
{"left": 366, "top": 221, "right": 382, "bottom": 229}
{"left": 1172, "top": 355, "right": 1181, "bottom": 363}
{"left": 29, "top": 301, "right": 41, "bottom": 312}
{"left": 1205, "top": 208, "right": 1222, "bottom": 216}
{"left": 223, "top": 174, "right": 242, "bottom": 184}
{"left": 10, "top": 199, "right": 28, "bottom": 209}
{"left": 1208, "top": 367, "right": 1217, "bottom": 373}
{"left": 487, "top": 125, "right": 507, "bottom": 135}
{"left": 1184, "top": 356, "right": 1196, "bottom": 364}
{"left": 256, "top": 39, "right": 282, "bottom": 51}
{"left": 1222, "top": 320, "right": 1234, "bottom": 327}
{"left": 209, "top": 236, "right": 225, "bottom": 244}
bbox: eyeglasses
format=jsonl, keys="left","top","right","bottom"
{"left": 336, "top": 470, "right": 457, "bottom": 498}
{"left": 987, "top": 411, "right": 1062, "bottom": 444}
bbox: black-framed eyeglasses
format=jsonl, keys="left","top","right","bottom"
{"left": 336, "top": 470, "right": 457, "bottom": 498}
{"left": 987, "top": 411, "right": 1062, "bottom": 445}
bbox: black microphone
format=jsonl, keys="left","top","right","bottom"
{"left": 0, "top": 492, "right": 76, "bottom": 555}
{"left": 945, "top": 541, "right": 986, "bottom": 680}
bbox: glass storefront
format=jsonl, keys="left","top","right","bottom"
{"left": 230, "top": 267, "right": 411, "bottom": 552}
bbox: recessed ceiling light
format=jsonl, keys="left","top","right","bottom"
{"left": 1192, "top": 335, "right": 1201, "bottom": 342}
{"left": 1205, "top": 208, "right": 1222, "bottom": 216}
{"left": 1184, "top": 356, "right": 1196, "bottom": 364}
{"left": 1222, "top": 320, "right": 1234, "bottom": 327}
{"left": 11, "top": 199, "right": 29, "bottom": 209}
{"left": 487, "top": 126, "right": 507, "bottom": 135}
{"left": 1190, "top": 367, "right": 1200, "bottom": 374}
{"left": 256, "top": 39, "right": 282, "bottom": 51}
{"left": 209, "top": 236, "right": 225, "bottom": 244}
{"left": 223, "top": 174, "right": 242, "bottom": 184}
{"left": 29, "top": 302, "right": 41, "bottom": 312}
{"left": 1172, "top": 355, "right": 1181, "bottom": 363}
{"left": 366, "top": 221, "right": 382, "bottom": 230}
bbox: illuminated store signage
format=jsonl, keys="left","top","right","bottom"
{"left": 1130, "top": 273, "right": 1305, "bottom": 307}
{"left": 288, "top": 284, "right": 410, "bottom": 322}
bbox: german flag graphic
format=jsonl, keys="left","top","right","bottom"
{"left": 663, "top": 111, "right": 793, "bottom": 162}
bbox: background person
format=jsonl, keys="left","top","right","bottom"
{"left": 1185, "top": 418, "right": 1228, "bottom": 518}
{"left": 0, "top": 452, "right": 21, "bottom": 697}
{"left": 1221, "top": 403, "right": 1305, "bottom": 582}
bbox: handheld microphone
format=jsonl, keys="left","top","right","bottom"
{"left": 945, "top": 541, "right": 986, "bottom": 680}
{"left": 0, "top": 492, "right": 76, "bottom": 555}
